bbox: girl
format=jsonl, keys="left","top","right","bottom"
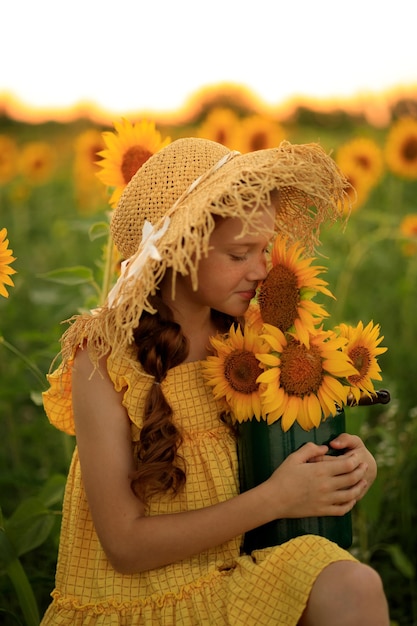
{"left": 41, "top": 138, "right": 389, "bottom": 625}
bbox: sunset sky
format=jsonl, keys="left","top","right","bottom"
{"left": 2, "top": 0, "right": 416, "bottom": 121}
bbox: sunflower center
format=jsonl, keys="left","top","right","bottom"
{"left": 258, "top": 264, "right": 299, "bottom": 332}
{"left": 31, "top": 158, "right": 42, "bottom": 170}
{"left": 224, "top": 350, "right": 262, "bottom": 394}
{"left": 121, "top": 146, "right": 153, "bottom": 184}
{"left": 356, "top": 155, "right": 371, "bottom": 170}
{"left": 250, "top": 132, "right": 268, "bottom": 151}
{"left": 348, "top": 346, "right": 371, "bottom": 384}
{"left": 280, "top": 339, "right": 323, "bottom": 396}
{"left": 403, "top": 138, "right": 417, "bottom": 162}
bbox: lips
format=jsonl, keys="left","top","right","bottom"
{"left": 237, "top": 290, "right": 257, "bottom": 301}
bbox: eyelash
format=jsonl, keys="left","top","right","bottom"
{"left": 229, "top": 249, "right": 269, "bottom": 262}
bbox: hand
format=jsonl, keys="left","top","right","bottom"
{"left": 328, "top": 433, "right": 377, "bottom": 499}
{"left": 264, "top": 441, "right": 369, "bottom": 521}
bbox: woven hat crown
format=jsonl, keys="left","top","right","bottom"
{"left": 111, "top": 137, "right": 230, "bottom": 259}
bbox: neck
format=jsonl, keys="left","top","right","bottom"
{"left": 173, "top": 305, "right": 220, "bottom": 362}
{"left": 158, "top": 272, "right": 233, "bottom": 362}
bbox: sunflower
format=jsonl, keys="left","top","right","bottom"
{"left": 337, "top": 321, "right": 387, "bottom": 403}
{"left": 336, "top": 137, "right": 384, "bottom": 188}
{"left": 257, "top": 324, "right": 357, "bottom": 432}
{"left": 336, "top": 161, "right": 372, "bottom": 213}
{"left": 202, "top": 324, "right": 270, "bottom": 422}
{"left": 385, "top": 117, "right": 417, "bottom": 179}
{"left": 0, "top": 135, "right": 19, "bottom": 184}
{"left": 19, "top": 141, "right": 55, "bottom": 185}
{"left": 197, "top": 107, "right": 241, "bottom": 150}
{"left": 96, "top": 119, "right": 171, "bottom": 208}
{"left": 399, "top": 213, "right": 417, "bottom": 255}
{"left": 74, "top": 129, "right": 105, "bottom": 177}
{"left": 235, "top": 114, "right": 285, "bottom": 153}
{"left": 0, "top": 228, "right": 17, "bottom": 298}
{"left": 254, "top": 236, "right": 334, "bottom": 346}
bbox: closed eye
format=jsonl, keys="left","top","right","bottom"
{"left": 229, "top": 247, "right": 270, "bottom": 262}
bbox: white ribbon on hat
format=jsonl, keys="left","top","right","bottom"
{"left": 107, "top": 216, "right": 170, "bottom": 308}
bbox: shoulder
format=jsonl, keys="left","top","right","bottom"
{"left": 73, "top": 343, "right": 107, "bottom": 378}
{"left": 72, "top": 345, "right": 118, "bottom": 401}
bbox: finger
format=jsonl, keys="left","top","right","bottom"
{"left": 334, "top": 478, "right": 368, "bottom": 505}
{"left": 320, "top": 480, "right": 368, "bottom": 517}
{"left": 330, "top": 433, "right": 361, "bottom": 450}
{"left": 329, "top": 499, "right": 358, "bottom": 516}
{"left": 308, "top": 453, "right": 329, "bottom": 463}
{"left": 335, "top": 477, "right": 368, "bottom": 494}
{"left": 327, "top": 454, "right": 365, "bottom": 477}
{"left": 296, "top": 442, "right": 329, "bottom": 463}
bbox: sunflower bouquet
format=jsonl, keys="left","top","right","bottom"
{"left": 202, "top": 235, "right": 387, "bottom": 433}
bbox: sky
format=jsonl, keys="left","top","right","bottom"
{"left": 1, "top": 0, "right": 416, "bottom": 121}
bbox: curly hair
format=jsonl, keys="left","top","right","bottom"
{"left": 130, "top": 296, "right": 235, "bottom": 501}
{"left": 130, "top": 297, "right": 188, "bottom": 500}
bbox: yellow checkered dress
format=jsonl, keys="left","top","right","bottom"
{"left": 41, "top": 349, "right": 355, "bottom": 625}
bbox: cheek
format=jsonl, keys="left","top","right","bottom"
{"left": 198, "top": 256, "right": 228, "bottom": 282}
{"left": 197, "top": 263, "right": 234, "bottom": 298}
{"left": 206, "top": 259, "right": 240, "bottom": 284}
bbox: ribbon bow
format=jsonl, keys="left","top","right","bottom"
{"left": 107, "top": 217, "right": 170, "bottom": 308}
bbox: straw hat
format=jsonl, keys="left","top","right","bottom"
{"left": 60, "top": 137, "right": 349, "bottom": 365}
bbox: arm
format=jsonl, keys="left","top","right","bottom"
{"left": 72, "top": 347, "right": 368, "bottom": 574}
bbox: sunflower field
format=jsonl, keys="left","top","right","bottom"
{"left": 1, "top": 89, "right": 417, "bottom": 625}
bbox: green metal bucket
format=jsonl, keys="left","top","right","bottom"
{"left": 237, "top": 409, "right": 352, "bottom": 553}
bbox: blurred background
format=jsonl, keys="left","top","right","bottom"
{"left": 1, "top": 1, "right": 417, "bottom": 624}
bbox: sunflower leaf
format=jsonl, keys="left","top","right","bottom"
{"left": 88, "top": 221, "right": 109, "bottom": 241}
{"left": 383, "top": 544, "right": 415, "bottom": 579}
{"left": 39, "top": 266, "right": 95, "bottom": 285}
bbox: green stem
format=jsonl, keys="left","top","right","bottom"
{"left": 6, "top": 558, "right": 40, "bottom": 626}
{"left": 0, "top": 336, "right": 47, "bottom": 390}
{"left": 354, "top": 508, "right": 370, "bottom": 563}
{"left": 400, "top": 254, "right": 417, "bottom": 347}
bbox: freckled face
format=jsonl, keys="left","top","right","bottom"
{"left": 176, "top": 205, "right": 275, "bottom": 318}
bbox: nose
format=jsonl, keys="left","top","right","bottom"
{"left": 247, "top": 254, "right": 268, "bottom": 282}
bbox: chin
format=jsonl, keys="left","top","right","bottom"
{"left": 222, "top": 304, "right": 250, "bottom": 318}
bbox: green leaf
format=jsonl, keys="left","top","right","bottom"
{"left": 299, "top": 288, "right": 317, "bottom": 300}
{"left": 30, "top": 390, "right": 44, "bottom": 406}
{"left": 6, "top": 558, "right": 40, "bottom": 626}
{"left": 384, "top": 544, "right": 415, "bottom": 579}
{"left": 39, "top": 266, "right": 95, "bottom": 285}
{"left": 0, "top": 526, "right": 18, "bottom": 572}
{"left": 89, "top": 221, "right": 109, "bottom": 241}
{"left": 5, "top": 498, "right": 55, "bottom": 557}
{"left": 38, "top": 475, "right": 66, "bottom": 508}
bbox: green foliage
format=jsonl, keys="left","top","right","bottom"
{"left": 1, "top": 107, "right": 417, "bottom": 625}
{"left": 0, "top": 476, "right": 65, "bottom": 625}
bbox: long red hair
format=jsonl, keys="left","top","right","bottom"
{"left": 130, "top": 296, "right": 233, "bottom": 500}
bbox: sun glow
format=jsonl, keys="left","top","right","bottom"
{"left": 0, "top": 1, "right": 415, "bottom": 126}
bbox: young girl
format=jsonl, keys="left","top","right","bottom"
{"left": 41, "top": 138, "right": 389, "bottom": 625}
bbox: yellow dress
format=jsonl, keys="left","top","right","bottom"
{"left": 41, "top": 347, "right": 356, "bottom": 626}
